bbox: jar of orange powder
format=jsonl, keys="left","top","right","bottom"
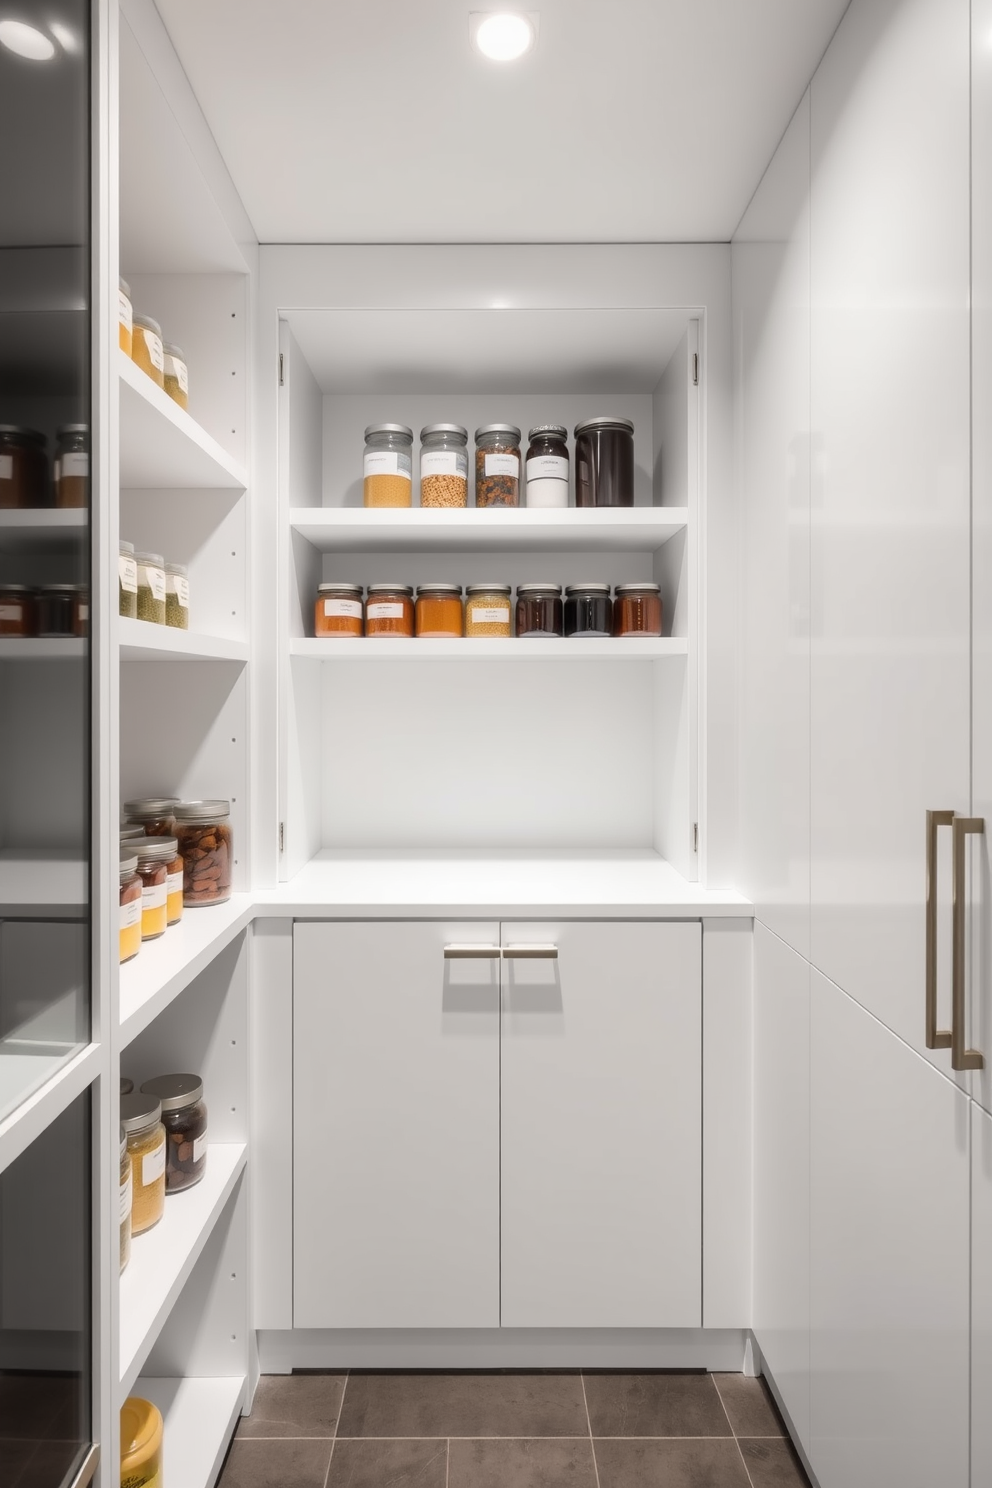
{"left": 315, "top": 581, "right": 363, "bottom": 637}
{"left": 366, "top": 583, "right": 414, "bottom": 637}
{"left": 415, "top": 583, "right": 463, "bottom": 637}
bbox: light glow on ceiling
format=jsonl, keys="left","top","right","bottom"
{"left": 50, "top": 20, "right": 79, "bottom": 52}
{"left": 0, "top": 18, "right": 56, "bottom": 59}
{"left": 472, "top": 12, "right": 536, "bottom": 61}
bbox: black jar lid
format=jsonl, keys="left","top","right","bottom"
{"left": 140, "top": 1073, "right": 204, "bottom": 1112}
{"left": 615, "top": 582, "right": 661, "bottom": 595}
{"left": 565, "top": 582, "right": 612, "bottom": 596}
{"left": 517, "top": 583, "right": 562, "bottom": 596}
{"left": 527, "top": 425, "right": 568, "bottom": 441}
{"left": 574, "top": 416, "right": 634, "bottom": 436}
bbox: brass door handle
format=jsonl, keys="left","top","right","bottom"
{"left": 443, "top": 944, "right": 501, "bottom": 959}
{"left": 501, "top": 944, "right": 558, "bottom": 959}
{"left": 926, "top": 809, "right": 955, "bottom": 1050}
{"left": 952, "top": 815, "right": 985, "bottom": 1072}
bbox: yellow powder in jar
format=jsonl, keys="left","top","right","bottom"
{"left": 363, "top": 472, "right": 412, "bottom": 507}
{"left": 127, "top": 1122, "right": 166, "bottom": 1234}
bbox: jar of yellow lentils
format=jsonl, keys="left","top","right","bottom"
{"left": 363, "top": 423, "right": 413, "bottom": 507}
{"left": 465, "top": 583, "right": 512, "bottom": 637}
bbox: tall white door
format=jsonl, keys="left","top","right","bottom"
{"left": 293, "top": 920, "right": 500, "bottom": 1328}
{"left": 973, "top": 1103, "right": 992, "bottom": 1485}
{"left": 809, "top": 971, "right": 970, "bottom": 1488}
{"left": 499, "top": 920, "right": 701, "bottom": 1328}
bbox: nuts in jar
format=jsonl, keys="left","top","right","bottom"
{"left": 516, "top": 583, "right": 563, "bottom": 637}
{"left": 135, "top": 551, "right": 166, "bottom": 624}
{"left": 121, "top": 1094, "right": 166, "bottom": 1234}
{"left": 132, "top": 314, "right": 165, "bottom": 388}
{"left": 420, "top": 424, "right": 468, "bottom": 508}
{"left": 466, "top": 583, "right": 512, "bottom": 636}
{"left": 363, "top": 423, "right": 413, "bottom": 507}
{"left": 120, "top": 849, "right": 142, "bottom": 965}
{"left": 315, "top": 582, "right": 363, "bottom": 637}
{"left": 133, "top": 836, "right": 176, "bottom": 940}
{"left": 613, "top": 581, "right": 662, "bottom": 636}
{"left": 174, "top": 800, "right": 233, "bottom": 906}
{"left": 475, "top": 424, "right": 521, "bottom": 507}
{"left": 119, "top": 541, "right": 138, "bottom": 618}
{"left": 415, "top": 583, "right": 463, "bottom": 638}
{"left": 162, "top": 342, "right": 189, "bottom": 410}
{"left": 122, "top": 797, "right": 179, "bottom": 837}
{"left": 165, "top": 560, "right": 189, "bottom": 629}
{"left": 366, "top": 583, "right": 414, "bottom": 638}
{"left": 140, "top": 1073, "right": 208, "bottom": 1193}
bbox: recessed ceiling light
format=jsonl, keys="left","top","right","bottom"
{"left": 49, "top": 21, "right": 78, "bottom": 53}
{"left": 471, "top": 11, "right": 537, "bottom": 62}
{"left": 0, "top": 18, "right": 56, "bottom": 59}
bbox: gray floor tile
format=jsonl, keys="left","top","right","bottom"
{"left": 337, "top": 1371, "right": 588, "bottom": 1438}
{"left": 594, "top": 1438, "right": 751, "bottom": 1488}
{"left": 738, "top": 1438, "right": 812, "bottom": 1487}
{"left": 712, "top": 1375, "right": 784, "bottom": 1439}
{"left": 238, "top": 1373, "right": 346, "bottom": 1438}
{"left": 326, "top": 1438, "right": 447, "bottom": 1487}
{"left": 218, "top": 1437, "right": 333, "bottom": 1488}
{"left": 583, "top": 1373, "right": 731, "bottom": 1439}
{"left": 448, "top": 1437, "right": 598, "bottom": 1488}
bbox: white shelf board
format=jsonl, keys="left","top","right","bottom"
{"left": 119, "top": 617, "right": 249, "bottom": 663}
{"left": 120, "top": 896, "right": 254, "bottom": 1047}
{"left": 119, "top": 1143, "right": 247, "bottom": 1399}
{"left": 291, "top": 505, "right": 688, "bottom": 553}
{"left": 0, "top": 509, "right": 88, "bottom": 550}
{"left": 134, "top": 1376, "right": 245, "bottom": 1488}
{"left": 0, "top": 638, "right": 85, "bottom": 660}
{"left": 119, "top": 352, "right": 247, "bottom": 490}
{"left": 0, "top": 850, "right": 86, "bottom": 913}
{"left": 290, "top": 636, "right": 688, "bottom": 661}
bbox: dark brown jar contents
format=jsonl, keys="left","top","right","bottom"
{"left": 139, "top": 1074, "right": 208, "bottom": 1192}
{"left": 515, "top": 583, "right": 563, "bottom": 637}
{"left": 0, "top": 426, "right": 48, "bottom": 509}
{"left": 574, "top": 416, "right": 635, "bottom": 507}
{"left": 174, "top": 800, "right": 233, "bottom": 906}
{"left": 614, "top": 582, "right": 663, "bottom": 636}
{"left": 122, "top": 797, "right": 179, "bottom": 837}
{"left": 0, "top": 585, "right": 35, "bottom": 636}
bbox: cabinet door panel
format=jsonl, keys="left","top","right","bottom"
{"left": 810, "top": 970, "right": 969, "bottom": 1488}
{"left": 293, "top": 921, "right": 500, "bottom": 1328}
{"left": 973, "top": 1104, "right": 992, "bottom": 1486}
{"left": 500, "top": 921, "right": 701, "bottom": 1328}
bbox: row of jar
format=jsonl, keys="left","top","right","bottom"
{"left": 0, "top": 423, "right": 90, "bottom": 509}
{"left": 314, "top": 581, "right": 663, "bottom": 638}
{"left": 119, "top": 277, "right": 190, "bottom": 411}
{"left": 119, "top": 543, "right": 189, "bottom": 628}
{"left": 119, "top": 1073, "right": 208, "bottom": 1269}
{"left": 0, "top": 583, "right": 88, "bottom": 637}
{"left": 363, "top": 418, "right": 635, "bottom": 509}
{"left": 119, "top": 798, "right": 233, "bottom": 964}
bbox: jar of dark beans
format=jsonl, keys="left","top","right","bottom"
{"left": 139, "top": 1073, "right": 208, "bottom": 1192}
{"left": 564, "top": 582, "right": 613, "bottom": 637}
{"left": 614, "top": 581, "right": 663, "bottom": 636}
{"left": 574, "top": 416, "right": 634, "bottom": 507}
{"left": 475, "top": 425, "right": 521, "bottom": 507}
{"left": 516, "top": 583, "right": 563, "bottom": 637}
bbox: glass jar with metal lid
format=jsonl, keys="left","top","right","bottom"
{"left": 466, "top": 583, "right": 512, "bottom": 636}
{"left": 119, "top": 277, "right": 133, "bottom": 355}
{"left": 526, "top": 426, "right": 569, "bottom": 508}
{"left": 420, "top": 424, "right": 468, "bottom": 508}
{"left": 123, "top": 796, "right": 179, "bottom": 837}
{"left": 475, "top": 425, "right": 521, "bottom": 507}
{"left": 165, "top": 560, "right": 189, "bottom": 629}
{"left": 119, "top": 540, "right": 137, "bottom": 618}
{"left": 132, "top": 314, "right": 165, "bottom": 387}
{"left": 163, "top": 341, "right": 189, "bottom": 410}
{"left": 0, "top": 585, "right": 34, "bottom": 637}
{"left": 120, "top": 848, "right": 142, "bottom": 965}
{"left": 132, "top": 836, "right": 177, "bottom": 941}
{"left": 315, "top": 581, "right": 363, "bottom": 637}
{"left": 363, "top": 423, "right": 413, "bottom": 507}
{"left": 140, "top": 1073, "right": 208, "bottom": 1192}
{"left": 173, "top": 800, "right": 233, "bottom": 906}
{"left": 516, "top": 583, "right": 563, "bottom": 637}
{"left": 366, "top": 583, "right": 414, "bottom": 637}
{"left": 614, "top": 581, "right": 663, "bottom": 636}
{"left": 120, "top": 1093, "right": 166, "bottom": 1234}
{"left": 55, "top": 425, "right": 88, "bottom": 508}
{"left": 574, "top": 416, "right": 634, "bottom": 507}
{"left": 119, "top": 1126, "right": 132, "bottom": 1272}
{"left": 564, "top": 582, "right": 614, "bottom": 637}
{"left": 415, "top": 583, "right": 463, "bottom": 638}
{"left": 0, "top": 426, "right": 48, "bottom": 509}
{"left": 121, "top": 1397, "right": 164, "bottom": 1488}
{"left": 135, "top": 551, "right": 166, "bottom": 624}
{"left": 35, "top": 584, "right": 86, "bottom": 638}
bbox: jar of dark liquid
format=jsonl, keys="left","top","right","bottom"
{"left": 614, "top": 582, "right": 663, "bottom": 636}
{"left": 574, "top": 416, "right": 634, "bottom": 507}
{"left": 516, "top": 583, "right": 563, "bottom": 637}
{"left": 564, "top": 583, "right": 613, "bottom": 637}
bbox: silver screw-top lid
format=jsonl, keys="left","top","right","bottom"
{"left": 119, "top": 540, "right": 135, "bottom": 555}
{"left": 134, "top": 552, "right": 164, "bottom": 567}
{"left": 527, "top": 425, "right": 568, "bottom": 441}
{"left": 364, "top": 423, "right": 413, "bottom": 440}
{"left": 162, "top": 343, "right": 186, "bottom": 361}
{"left": 565, "top": 582, "right": 612, "bottom": 595}
{"left": 615, "top": 582, "right": 661, "bottom": 594}
{"left": 475, "top": 424, "right": 521, "bottom": 442}
{"left": 516, "top": 583, "right": 562, "bottom": 596}
{"left": 420, "top": 423, "right": 468, "bottom": 441}
{"left": 119, "top": 848, "right": 138, "bottom": 876}
{"left": 120, "top": 1092, "right": 162, "bottom": 1134}
{"left": 132, "top": 835, "right": 178, "bottom": 864}
{"left": 417, "top": 583, "right": 463, "bottom": 596}
{"left": 123, "top": 797, "right": 179, "bottom": 819}
{"left": 367, "top": 584, "right": 413, "bottom": 596}
{"left": 318, "top": 582, "right": 363, "bottom": 595}
{"left": 133, "top": 314, "right": 162, "bottom": 336}
{"left": 140, "top": 1073, "right": 204, "bottom": 1113}
{"left": 172, "top": 800, "right": 230, "bottom": 822}
{"left": 466, "top": 583, "right": 512, "bottom": 596}
{"left": 574, "top": 416, "right": 634, "bottom": 436}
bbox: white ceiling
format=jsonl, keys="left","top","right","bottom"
{"left": 155, "top": 0, "right": 850, "bottom": 245}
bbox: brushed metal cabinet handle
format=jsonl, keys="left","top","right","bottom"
{"left": 952, "top": 814, "right": 985, "bottom": 1071}
{"left": 443, "top": 944, "right": 501, "bottom": 959}
{"left": 502, "top": 944, "right": 559, "bottom": 959}
{"left": 926, "top": 809, "right": 955, "bottom": 1050}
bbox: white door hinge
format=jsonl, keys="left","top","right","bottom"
{"left": 279, "top": 821, "right": 285, "bottom": 852}
{"left": 692, "top": 822, "right": 699, "bottom": 853}
{"left": 692, "top": 353, "right": 699, "bottom": 386}
{"left": 278, "top": 352, "right": 284, "bottom": 386}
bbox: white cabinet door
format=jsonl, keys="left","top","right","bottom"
{"left": 810, "top": 970, "right": 970, "bottom": 1488}
{"left": 973, "top": 1104, "right": 992, "bottom": 1486}
{"left": 808, "top": 0, "right": 972, "bottom": 1071}
{"left": 499, "top": 920, "right": 701, "bottom": 1328}
{"left": 293, "top": 920, "right": 500, "bottom": 1328}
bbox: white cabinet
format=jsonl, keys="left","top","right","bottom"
{"left": 809, "top": 970, "right": 970, "bottom": 1488}
{"left": 973, "top": 1104, "right": 992, "bottom": 1485}
{"left": 499, "top": 920, "right": 701, "bottom": 1328}
{"left": 293, "top": 920, "right": 501, "bottom": 1329}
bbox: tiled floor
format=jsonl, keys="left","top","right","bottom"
{"left": 218, "top": 1370, "right": 813, "bottom": 1487}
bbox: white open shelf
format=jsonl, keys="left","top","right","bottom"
{"left": 119, "top": 1143, "right": 247, "bottom": 1400}
{"left": 119, "top": 617, "right": 249, "bottom": 663}
{"left": 291, "top": 636, "right": 687, "bottom": 660}
{"left": 0, "top": 638, "right": 85, "bottom": 659}
{"left": 119, "top": 353, "right": 248, "bottom": 490}
{"left": 291, "top": 505, "right": 688, "bottom": 553}
{"left": 134, "top": 1376, "right": 245, "bottom": 1488}
{"left": 0, "top": 509, "right": 88, "bottom": 549}
{"left": 119, "top": 897, "right": 254, "bottom": 1047}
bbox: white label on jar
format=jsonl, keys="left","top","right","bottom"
{"left": 165, "top": 354, "right": 189, "bottom": 393}
{"left": 527, "top": 455, "right": 568, "bottom": 482}
{"left": 168, "top": 574, "right": 190, "bottom": 608}
{"left": 141, "top": 880, "right": 166, "bottom": 911}
{"left": 364, "top": 450, "right": 413, "bottom": 478}
{"left": 367, "top": 601, "right": 404, "bottom": 619}
{"left": 0, "top": 455, "right": 11, "bottom": 480}
{"left": 166, "top": 869, "right": 183, "bottom": 898}
{"left": 142, "top": 1140, "right": 165, "bottom": 1187}
{"left": 78, "top": 604, "right": 89, "bottom": 622}
{"left": 61, "top": 452, "right": 88, "bottom": 479}
{"left": 526, "top": 480, "right": 569, "bottom": 509}
{"left": 324, "top": 597, "right": 362, "bottom": 619}
{"left": 484, "top": 452, "right": 519, "bottom": 477}
{"left": 120, "top": 1167, "right": 132, "bottom": 1223}
{"left": 143, "top": 330, "right": 164, "bottom": 371}
{"left": 0, "top": 604, "right": 19, "bottom": 621}
{"left": 140, "top": 564, "right": 166, "bottom": 601}
{"left": 118, "top": 291, "right": 132, "bottom": 332}
{"left": 193, "top": 1132, "right": 208, "bottom": 1163}
{"left": 119, "top": 555, "right": 138, "bottom": 593}
{"left": 472, "top": 606, "right": 511, "bottom": 625}
{"left": 121, "top": 896, "right": 141, "bottom": 930}
{"left": 421, "top": 450, "right": 460, "bottom": 477}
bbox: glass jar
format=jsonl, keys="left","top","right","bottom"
{"left": 121, "top": 1076, "right": 134, "bottom": 1096}
{"left": 120, "top": 1398, "right": 163, "bottom": 1488}
{"left": 564, "top": 582, "right": 613, "bottom": 637}
{"left": 120, "top": 850, "right": 142, "bottom": 965}
{"left": 123, "top": 797, "right": 179, "bottom": 837}
{"left": 614, "top": 582, "right": 663, "bottom": 636}
{"left": 165, "top": 560, "right": 189, "bottom": 629}
{"left": 466, "top": 584, "right": 512, "bottom": 637}
{"left": 366, "top": 584, "right": 414, "bottom": 638}
{"left": 132, "top": 836, "right": 176, "bottom": 940}
{"left": 135, "top": 551, "right": 166, "bottom": 624}
{"left": 363, "top": 423, "right": 413, "bottom": 507}
{"left": 163, "top": 341, "right": 189, "bottom": 410}
{"left": 35, "top": 584, "right": 79, "bottom": 637}
{"left": 119, "top": 540, "right": 138, "bottom": 618}
{"left": 420, "top": 424, "right": 468, "bottom": 508}
{"left": 516, "top": 583, "right": 563, "bottom": 637}
{"left": 526, "top": 425, "right": 569, "bottom": 508}
{"left": 55, "top": 424, "right": 88, "bottom": 508}
{"left": 475, "top": 425, "right": 521, "bottom": 507}
{"left": 119, "top": 277, "right": 133, "bottom": 356}
{"left": 0, "top": 584, "right": 34, "bottom": 637}
{"left": 415, "top": 583, "right": 463, "bottom": 638}
{"left": 119, "top": 1128, "right": 132, "bottom": 1273}
{"left": 120, "top": 1094, "right": 166, "bottom": 1234}
{"left": 132, "top": 314, "right": 165, "bottom": 388}
{"left": 574, "top": 416, "right": 635, "bottom": 507}
{"left": 174, "top": 800, "right": 233, "bottom": 906}
{"left": 315, "top": 581, "right": 363, "bottom": 637}
{"left": 0, "top": 426, "right": 48, "bottom": 509}
{"left": 140, "top": 1073, "right": 208, "bottom": 1193}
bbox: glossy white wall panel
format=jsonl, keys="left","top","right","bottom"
{"left": 752, "top": 922, "right": 810, "bottom": 1454}
{"left": 733, "top": 92, "right": 811, "bottom": 958}
{"left": 973, "top": 1103, "right": 992, "bottom": 1486}
{"left": 809, "top": 0, "right": 971, "bottom": 1067}
{"left": 809, "top": 969, "right": 970, "bottom": 1488}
